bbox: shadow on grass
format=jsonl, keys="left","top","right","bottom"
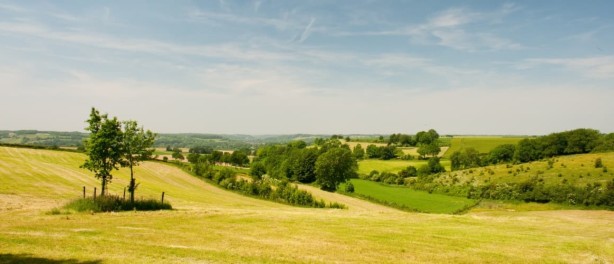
{"left": 0, "top": 253, "right": 101, "bottom": 264}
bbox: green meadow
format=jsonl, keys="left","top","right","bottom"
{"left": 444, "top": 136, "right": 525, "bottom": 158}
{"left": 358, "top": 159, "right": 452, "bottom": 175}
{"left": 1, "top": 146, "right": 614, "bottom": 263}
{"left": 340, "top": 179, "right": 477, "bottom": 214}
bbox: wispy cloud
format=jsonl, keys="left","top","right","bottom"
{"left": 297, "top": 17, "right": 316, "bottom": 43}
{"left": 0, "top": 21, "right": 297, "bottom": 62}
{"left": 338, "top": 3, "right": 522, "bottom": 51}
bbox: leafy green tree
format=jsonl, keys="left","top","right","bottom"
{"left": 352, "top": 144, "right": 365, "bottom": 160}
{"left": 488, "top": 144, "right": 516, "bottom": 164}
{"left": 230, "top": 150, "right": 250, "bottom": 166}
{"left": 398, "top": 166, "right": 418, "bottom": 177}
{"left": 450, "top": 151, "right": 462, "bottom": 171}
{"left": 417, "top": 143, "right": 440, "bottom": 159}
{"left": 514, "top": 139, "right": 542, "bottom": 163}
{"left": 292, "top": 148, "right": 319, "bottom": 183}
{"left": 315, "top": 147, "right": 357, "bottom": 191}
{"left": 418, "top": 157, "right": 446, "bottom": 176}
{"left": 379, "top": 145, "right": 397, "bottom": 160}
{"left": 121, "top": 120, "right": 156, "bottom": 203}
{"left": 81, "top": 108, "right": 124, "bottom": 196}
{"left": 366, "top": 144, "right": 380, "bottom": 159}
{"left": 250, "top": 161, "right": 266, "bottom": 179}
{"left": 172, "top": 150, "right": 184, "bottom": 161}
{"left": 187, "top": 153, "right": 201, "bottom": 164}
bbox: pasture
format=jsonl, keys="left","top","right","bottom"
{"left": 339, "top": 179, "right": 477, "bottom": 214}
{"left": 358, "top": 159, "right": 452, "bottom": 175}
{"left": 0, "top": 146, "right": 613, "bottom": 263}
{"left": 444, "top": 136, "right": 525, "bottom": 158}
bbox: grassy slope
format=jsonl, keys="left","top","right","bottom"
{"left": 1, "top": 147, "right": 614, "bottom": 263}
{"left": 443, "top": 152, "right": 614, "bottom": 187}
{"left": 340, "top": 179, "right": 476, "bottom": 214}
{"left": 444, "top": 136, "right": 525, "bottom": 158}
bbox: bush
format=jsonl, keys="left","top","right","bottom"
{"left": 63, "top": 195, "right": 171, "bottom": 213}
{"left": 595, "top": 158, "right": 603, "bottom": 168}
{"left": 345, "top": 182, "right": 355, "bottom": 193}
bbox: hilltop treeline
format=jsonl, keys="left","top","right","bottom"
{"left": 451, "top": 128, "right": 614, "bottom": 170}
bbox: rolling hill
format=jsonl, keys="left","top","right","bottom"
{"left": 1, "top": 146, "right": 613, "bottom": 263}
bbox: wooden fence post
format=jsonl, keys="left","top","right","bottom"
{"left": 83, "top": 186, "right": 86, "bottom": 199}
{"left": 123, "top": 187, "right": 126, "bottom": 200}
{"left": 161, "top": 192, "right": 165, "bottom": 204}
{"left": 93, "top": 187, "right": 97, "bottom": 200}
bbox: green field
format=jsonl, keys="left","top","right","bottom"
{"left": 1, "top": 146, "right": 614, "bottom": 263}
{"left": 340, "top": 179, "right": 477, "bottom": 213}
{"left": 444, "top": 136, "right": 525, "bottom": 158}
{"left": 358, "top": 159, "right": 452, "bottom": 175}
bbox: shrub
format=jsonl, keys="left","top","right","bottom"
{"left": 345, "top": 182, "right": 355, "bottom": 193}
{"left": 63, "top": 195, "right": 171, "bottom": 213}
{"left": 595, "top": 158, "right": 603, "bottom": 168}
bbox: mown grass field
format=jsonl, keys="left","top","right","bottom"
{"left": 340, "top": 179, "right": 477, "bottom": 214}
{"left": 1, "top": 146, "right": 614, "bottom": 263}
{"left": 444, "top": 136, "right": 525, "bottom": 158}
{"left": 358, "top": 159, "right": 452, "bottom": 175}
{"left": 441, "top": 152, "right": 614, "bottom": 187}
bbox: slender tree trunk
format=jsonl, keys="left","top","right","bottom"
{"left": 101, "top": 176, "right": 106, "bottom": 197}
{"left": 129, "top": 162, "right": 135, "bottom": 204}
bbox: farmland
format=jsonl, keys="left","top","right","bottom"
{"left": 358, "top": 159, "right": 452, "bottom": 175}
{"left": 339, "top": 179, "right": 477, "bottom": 213}
{"left": 444, "top": 136, "right": 525, "bottom": 158}
{"left": 1, "top": 146, "right": 614, "bottom": 262}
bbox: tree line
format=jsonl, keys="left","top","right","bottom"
{"left": 450, "top": 128, "right": 614, "bottom": 171}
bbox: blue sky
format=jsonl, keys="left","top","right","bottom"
{"left": 1, "top": 1, "right": 613, "bottom": 135}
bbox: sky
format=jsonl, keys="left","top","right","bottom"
{"left": 1, "top": 0, "right": 613, "bottom": 135}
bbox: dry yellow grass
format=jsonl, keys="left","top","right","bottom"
{"left": 1, "top": 146, "right": 613, "bottom": 263}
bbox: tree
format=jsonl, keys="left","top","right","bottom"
{"left": 417, "top": 143, "right": 440, "bottom": 159}
{"left": 488, "top": 144, "right": 516, "bottom": 164}
{"left": 172, "top": 150, "right": 184, "bottom": 161}
{"left": 418, "top": 157, "right": 446, "bottom": 176}
{"left": 379, "top": 146, "right": 397, "bottom": 160}
{"left": 250, "top": 161, "right": 266, "bottom": 179}
{"left": 292, "top": 148, "right": 319, "bottom": 183}
{"left": 315, "top": 147, "right": 357, "bottom": 191}
{"left": 230, "top": 150, "right": 249, "bottom": 166}
{"left": 352, "top": 144, "right": 365, "bottom": 160}
{"left": 187, "top": 153, "right": 201, "bottom": 164}
{"left": 121, "top": 120, "right": 156, "bottom": 204}
{"left": 514, "top": 139, "right": 542, "bottom": 163}
{"left": 81, "top": 108, "right": 124, "bottom": 196}
{"left": 366, "top": 144, "right": 380, "bottom": 159}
